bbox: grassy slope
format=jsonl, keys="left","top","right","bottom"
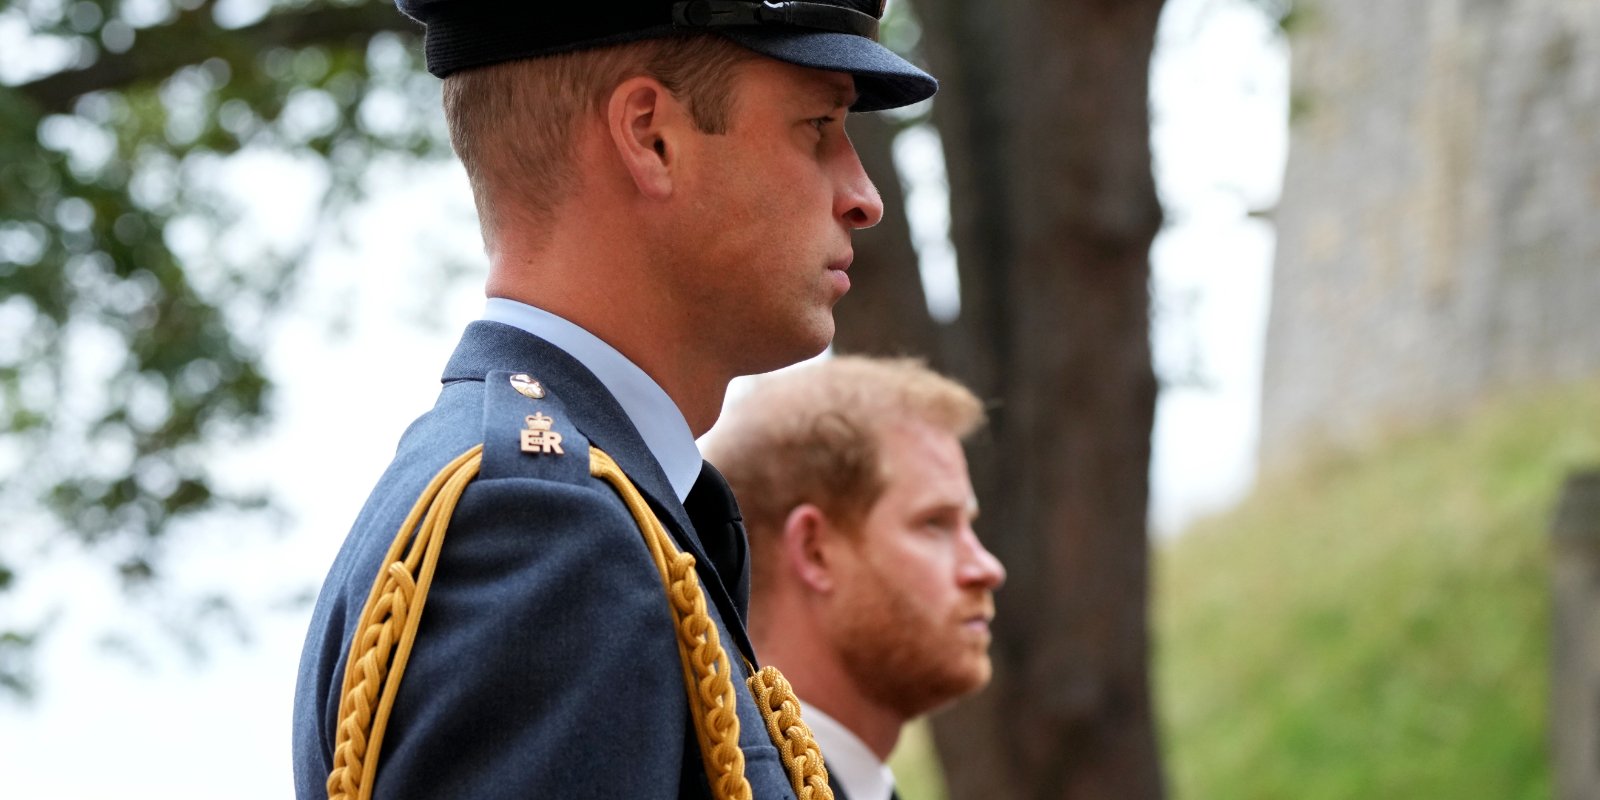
{"left": 1156, "top": 381, "right": 1600, "bottom": 799}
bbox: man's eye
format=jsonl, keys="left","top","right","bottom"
{"left": 811, "top": 116, "right": 837, "bottom": 132}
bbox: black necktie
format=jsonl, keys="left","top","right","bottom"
{"left": 828, "top": 774, "right": 851, "bottom": 800}
{"left": 827, "top": 768, "right": 901, "bottom": 800}
{"left": 681, "top": 460, "right": 752, "bottom": 617}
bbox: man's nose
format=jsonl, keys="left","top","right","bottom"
{"left": 835, "top": 140, "right": 885, "bottom": 229}
{"left": 958, "top": 532, "right": 1007, "bottom": 590}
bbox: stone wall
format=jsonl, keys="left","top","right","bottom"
{"left": 1259, "top": 0, "right": 1600, "bottom": 471}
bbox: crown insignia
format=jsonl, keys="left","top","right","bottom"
{"left": 521, "top": 412, "right": 566, "bottom": 455}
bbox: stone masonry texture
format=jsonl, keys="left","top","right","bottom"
{"left": 1260, "top": 0, "right": 1600, "bottom": 472}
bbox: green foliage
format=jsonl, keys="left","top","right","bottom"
{"left": 888, "top": 718, "right": 949, "bottom": 800}
{"left": 1244, "top": 0, "right": 1310, "bottom": 37}
{"left": 0, "top": 0, "right": 443, "bottom": 695}
{"left": 1156, "top": 381, "right": 1600, "bottom": 799}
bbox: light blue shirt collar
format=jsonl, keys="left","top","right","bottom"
{"left": 483, "top": 297, "right": 702, "bottom": 502}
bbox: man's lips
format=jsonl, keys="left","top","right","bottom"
{"left": 962, "top": 609, "right": 995, "bottom": 634}
{"left": 826, "top": 253, "right": 853, "bottom": 292}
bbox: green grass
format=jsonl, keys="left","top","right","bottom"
{"left": 1156, "top": 380, "right": 1600, "bottom": 799}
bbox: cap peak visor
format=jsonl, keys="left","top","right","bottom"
{"left": 722, "top": 29, "right": 935, "bottom": 111}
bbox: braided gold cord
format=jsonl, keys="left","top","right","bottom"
{"left": 748, "top": 666, "right": 834, "bottom": 800}
{"left": 327, "top": 445, "right": 483, "bottom": 800}
{"left": 323, "top": 442, "right": 831, "bottom": 800}
{"left": 590, "top": 448, "right": 753, "bottom": 800}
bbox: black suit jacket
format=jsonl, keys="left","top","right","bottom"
{"left": 828, "top": 773, "right": 903, "bottom": 800}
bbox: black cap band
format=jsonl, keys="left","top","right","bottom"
{"left": 672, "top": 1, "right": 880, "bottom": 40}
{"left": 421, "top": 6, "right": 676, "bottom": 79}
{"left": 399, "top": 0, "right": 933, "bottom": 111}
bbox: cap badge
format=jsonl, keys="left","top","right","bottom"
{"left": 509, "top": 373, "right": 546, "bottom": 399}
{"left": 520, "top": 412, "right": 566, "bottom": 456}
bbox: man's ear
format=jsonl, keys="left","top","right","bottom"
{"left": 606, "top": 75, "right": 687, "bottom": 200}
{"left": 781, "top": 503, "right": 843, "bottom": 593}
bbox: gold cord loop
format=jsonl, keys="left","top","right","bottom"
{"left": 748, "top": 666, "right": 834, "bottom": 800}
{"left": 590, "top": 447, "right": 754, "bottom": 800}
{"left": 325, "top": 442, "right": 831, "bottom": 800}
{"left": 590, "top": 447, "right": 833, "bottom": 800}
{"left": 328, "top": 445, "right": 483, "bottom": 800}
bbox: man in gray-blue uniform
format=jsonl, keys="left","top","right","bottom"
{"left": 291, "top": 2, "right": 936, "bottom": 798}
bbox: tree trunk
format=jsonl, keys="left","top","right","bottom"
{"left": 914, "top": 0, "right": 1168, "bottom": 796}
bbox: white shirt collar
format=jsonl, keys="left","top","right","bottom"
{"left": 802, "top": 704, "right": 896, "bottom": 800}
{"left": 482, "top": 297, "right": 702, "bottom": 502}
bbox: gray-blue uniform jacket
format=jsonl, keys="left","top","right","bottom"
{"left": 292, "top": 320, "right": 798, "bottom": 799}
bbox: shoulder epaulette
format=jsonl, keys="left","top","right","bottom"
{"left": 478, "top": 370, "right": 591, "bottom": 486}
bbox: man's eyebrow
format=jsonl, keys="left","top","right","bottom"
{"left": 814, "top": 77, "right": 858, "bottom": 110}
{"left": 834, "top": 84, "right": 858, "bottom": 109}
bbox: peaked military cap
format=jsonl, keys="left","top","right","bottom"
{"left": 395, "top": 0, "right": 936, "bottom": 111}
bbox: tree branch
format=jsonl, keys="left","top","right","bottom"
{"left": 11, "top": 2, "right": 421, "bottom": 115}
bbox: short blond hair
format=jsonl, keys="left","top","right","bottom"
{"left": 704, "top": 356, "right": 986, "bottom": 586}
{"left": 443, "top": 34, "right": 757, "bottom": 243}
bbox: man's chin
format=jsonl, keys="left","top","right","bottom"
{"left": 899, "top": 674, "right": 990, "bottom": 719}
{"left": 970, "top": 659, "right": 994, "bottom": 692}
{"left": 890, "top": 659, "right": 995, "bottom": 719}
{"left": 739, "top": 323, "right": 834, "bottom": 377}
{"left": 794, "top": 312, "right": 835, "bottom": 356}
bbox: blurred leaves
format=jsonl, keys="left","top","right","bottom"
{"left": 1244, "top": 0, "right": 1306, "bottom": 36}
{"left": 0, "top": 0, "right": 446, "bottom": 696}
